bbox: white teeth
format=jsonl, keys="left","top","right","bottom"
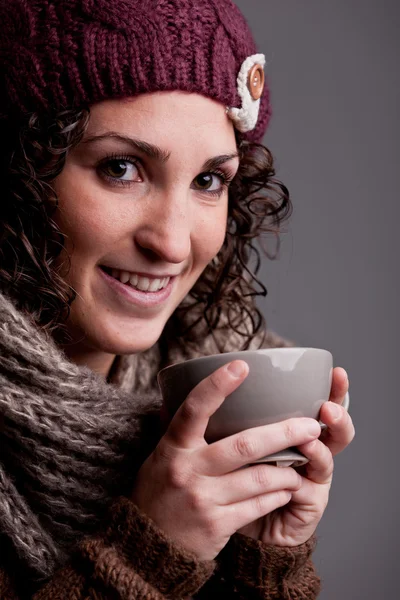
{"left": 108, "top": 267, "right": 171, "bottom": 292}
{"left": 130, "top": 273, "right": 139, "bottom": 287}
{"left": 135, "top": 276, "right": 150, "bottom": 291}
{"left": 120, "top": 271, "right": 130, "bottom": 284}
{"left": 148, "top": 279, "right": 160, "bottom": 292}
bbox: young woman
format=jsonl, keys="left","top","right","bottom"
{"left": 0, "top": 0, "right": 355, "bottom": 598}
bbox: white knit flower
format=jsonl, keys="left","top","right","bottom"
{"left": 228, "top": 53, "right": 266, "bottom": 133}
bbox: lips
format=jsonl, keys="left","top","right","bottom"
{"left": 99, "top": 266, "right": 174, "bottom": 308}
{"left": 101, "top": 266, "right": 170, "bottom": 293}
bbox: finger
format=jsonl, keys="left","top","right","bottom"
{"left": 318, "top": 402, "right": 355, "bottom": 456}
{"left": 199, "top": 417, "right": 321, "bottom": 475}
{"left": 225, "top": 489, "right": 294, "bottom": 533}
{"left": 216, "top": 463, "right": 302, "bottom": 505}
{"left": 329, "top": 367, "right": 349, "bottom": 403}
{"left": 295, "top": 438, "right": 334, "bottom": 485}
{"left": 165, "top": 360, "right": 249, "bottom": 449}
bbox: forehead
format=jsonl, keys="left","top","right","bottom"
{"left": 86, "top": 91, "right": 238, "bottom": 156}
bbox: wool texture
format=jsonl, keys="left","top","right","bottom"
{"left": 0, "top": 498, "right": 320, "bottom": 599}
{"left": 0, "top": 289, "right": 324, "bottom": 599}
{"left": 0, "top": 0, "right": 271, "bottom": 143}
{"left": 0, "top": 290, "right": 162, "bottom": 580}
{"left": 0, "top": 288, "right": 286, "bottom": 583}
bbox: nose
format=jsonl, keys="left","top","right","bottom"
{"left": 133, "top": 190, "right": 192, "bottom": 264}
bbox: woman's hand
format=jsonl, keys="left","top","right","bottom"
{"left": 131, "top": 360, "right": 324, "bottom": 562}
{"left": 237, "top": 367, "right": 355, "bottom": 546}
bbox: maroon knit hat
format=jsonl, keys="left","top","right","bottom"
{"left": 0, "top": 0, "right": 271, "bottom": 142}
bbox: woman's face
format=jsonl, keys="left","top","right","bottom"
{"left": 52, "top": 91, "right": 239, "bottom": 375}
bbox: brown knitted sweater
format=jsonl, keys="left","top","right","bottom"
{"left": 0, "top": 497, "right": 320, "bottom": 599}
{"left": 0, "top": 293, "right": 321, "bottom": 599}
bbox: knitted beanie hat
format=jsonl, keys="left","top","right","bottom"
{"left": 0, "top": 0, "right": 271, "bottom": 142}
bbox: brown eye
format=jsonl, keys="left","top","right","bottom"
{"left": 101, "top": 158, "right": 141, "bottom": 182}
{"left": 192, "top": 172, "right": 224, "bottom": 192}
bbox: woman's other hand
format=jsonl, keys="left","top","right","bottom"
{"left": 237, "top": 367, "right": 355, "bottom": 546}
{"left": 131, "top": 360, "right": 326, "bottom": 561}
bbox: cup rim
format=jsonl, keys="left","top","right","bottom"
{"left": 157, "top": 347, "right": 333, "bottom": 379}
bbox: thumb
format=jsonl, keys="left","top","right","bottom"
{"left": 165, "top": 360, "right": 249, "bottom": 449}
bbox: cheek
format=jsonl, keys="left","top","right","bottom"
{"left": 194, "top": 206, "right": 228, "bottom": 265}
{"left": 53, "top": 171, "right": 116, "bottom": 260}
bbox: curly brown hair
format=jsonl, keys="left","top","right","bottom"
{"left": 0, "top": 107, "right": 292, "bottom": 349}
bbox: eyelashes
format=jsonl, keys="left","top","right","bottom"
{"left": 96, "top": 153, "right": 235, "bottom": 198}
{"left": 97, "top": 153, "right": 141, "bottom": 186}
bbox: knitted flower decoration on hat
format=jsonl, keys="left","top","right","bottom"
{"left": 0, "top": 0, "right": 271, "bottom": 142}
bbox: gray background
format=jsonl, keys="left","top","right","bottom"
{"left": 234, "top": 1, "right": 399, "bottom": 598}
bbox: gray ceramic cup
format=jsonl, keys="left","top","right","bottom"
{"left": 157, "top": 347, "right": 350, "bottom": 467}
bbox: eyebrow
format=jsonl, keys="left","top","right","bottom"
{"left": 81, "top": 132, "right": 239, "bottom": 171}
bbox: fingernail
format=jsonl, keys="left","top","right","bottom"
{"left": 330, "top": 402, "right": 342, "bottom": 421}
{"left": 307, "top": 420, "right": 321, "bottom": 436}
{"left": 227, "top": 360, "right": 245, "bottom": 378}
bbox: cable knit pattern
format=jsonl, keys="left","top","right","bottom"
{"left": 0, "top": 0, "right": 271, "bottom": 143}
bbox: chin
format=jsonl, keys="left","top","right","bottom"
{"left": 82, "top": 314, "right": 168, "bottom": 356}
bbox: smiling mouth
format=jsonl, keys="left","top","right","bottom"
{"left": 100, "top": 266, "right": 171, "bottom": 293}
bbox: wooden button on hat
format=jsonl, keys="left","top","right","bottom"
{"left": 248, "top": 64, "right": 265, "bottom": 100}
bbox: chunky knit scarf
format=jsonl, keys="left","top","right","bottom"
{"left": 0, "top": 290, "right": 285, "bottom": 584}
{"left": 0, "top": 291, "right": 172, "bottom": 582}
